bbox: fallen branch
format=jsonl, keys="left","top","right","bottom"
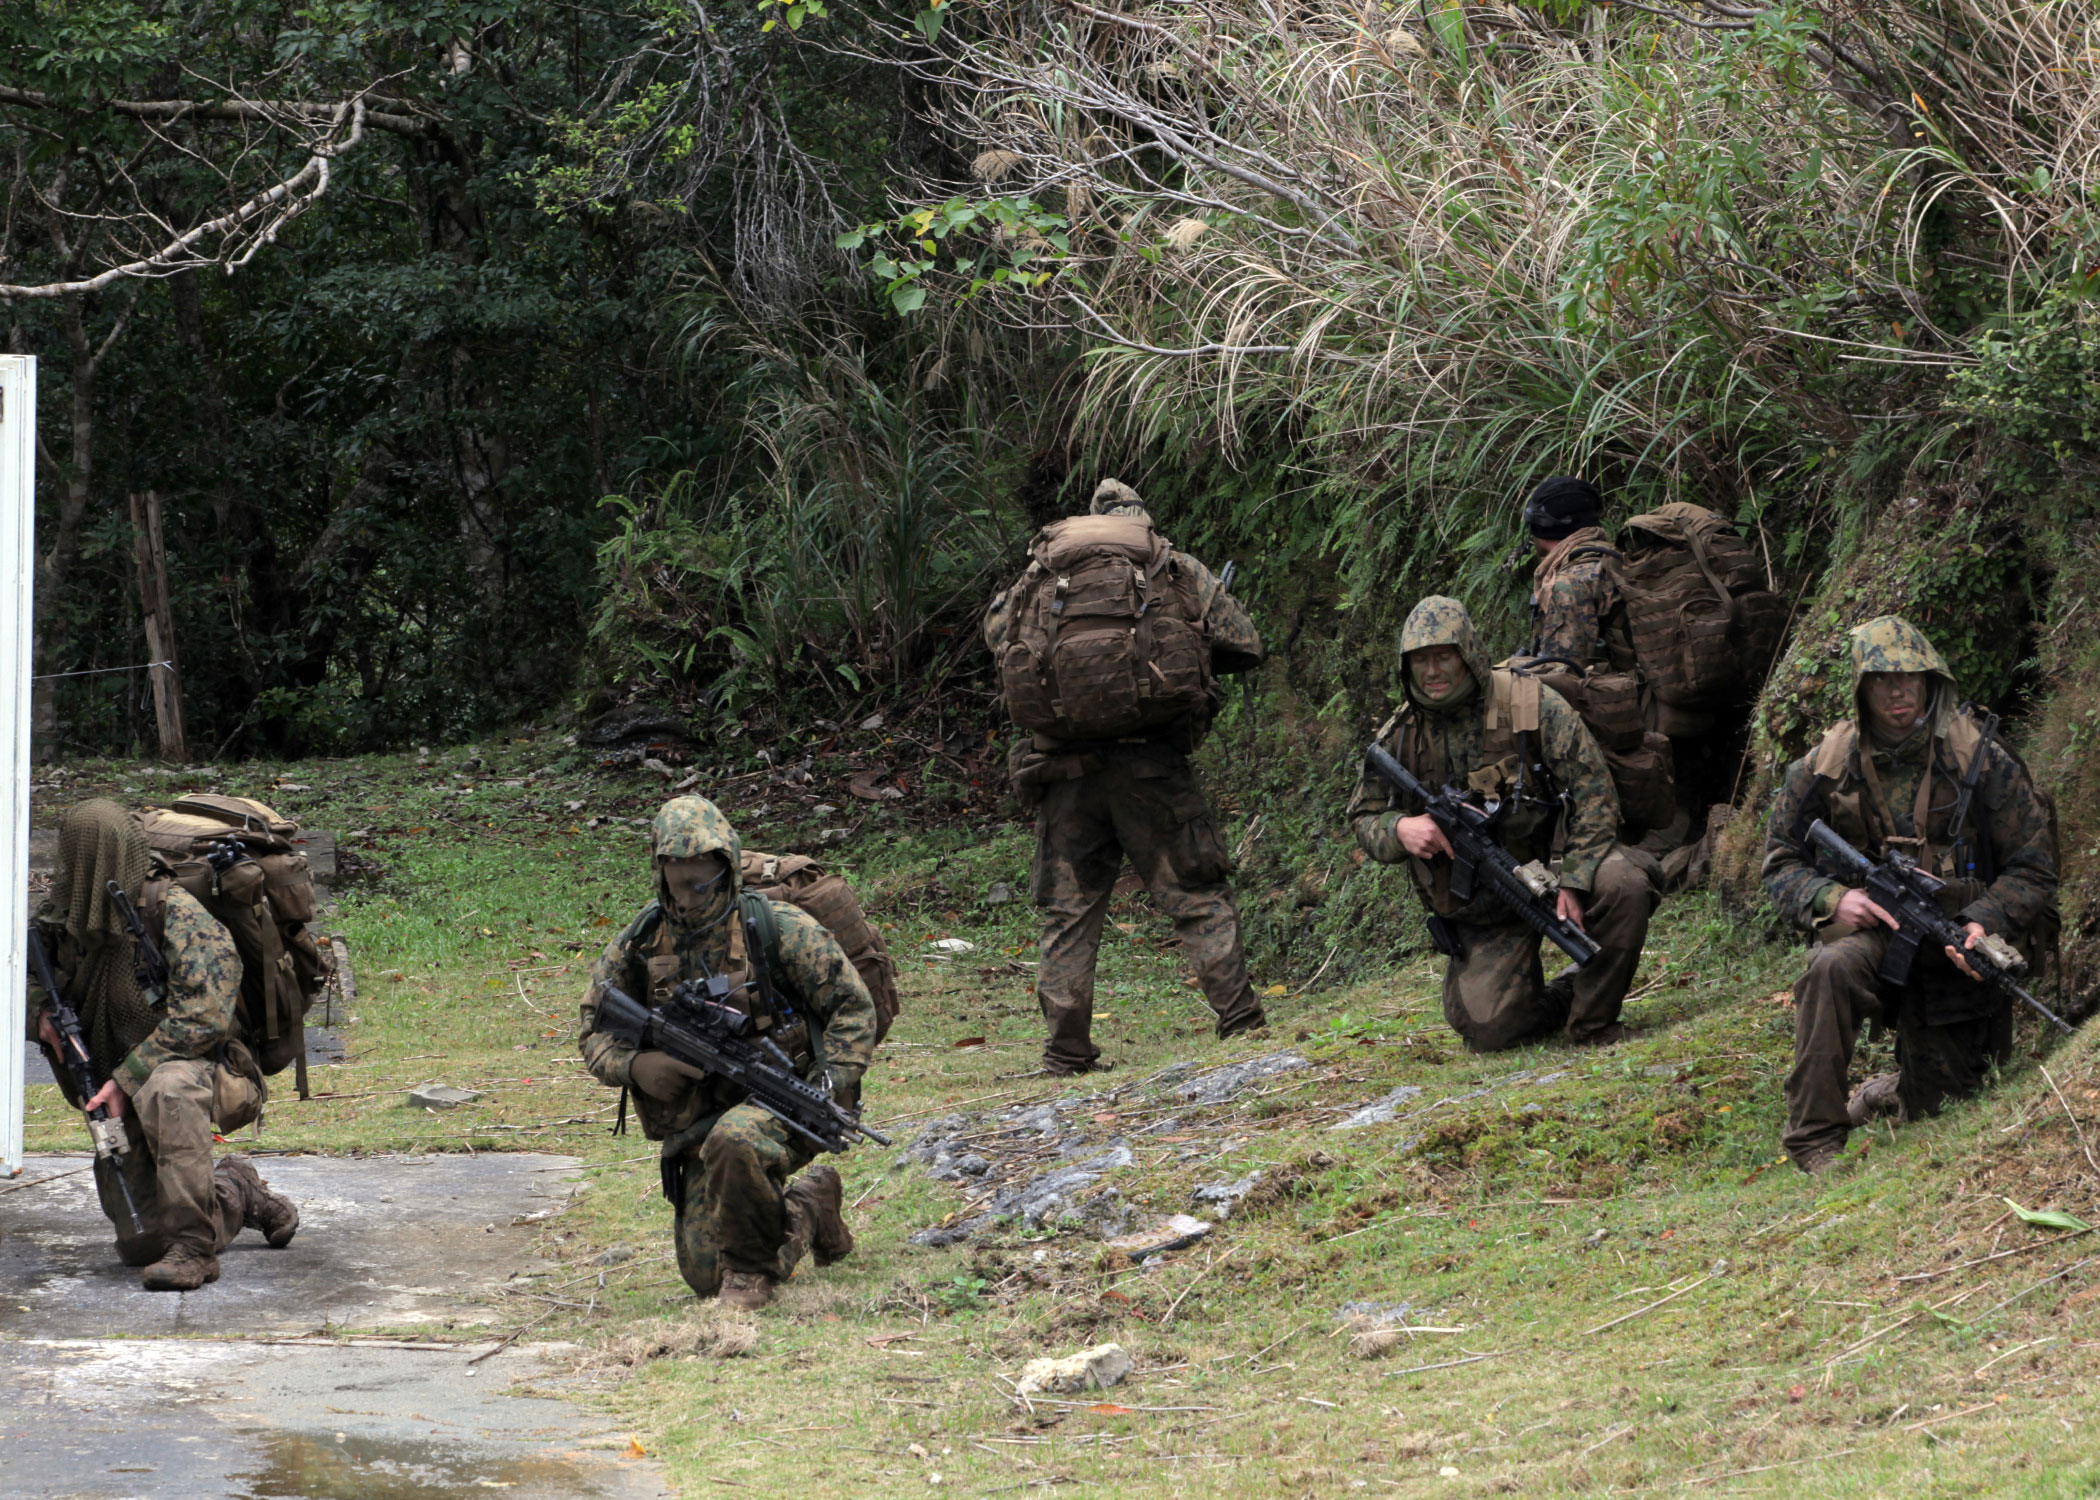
{"left": 1381, "top": 1351, "right": 1505, "bottom": 1377}
{"left": 0, "top": 1165, "right": 93, "bottom": 1196}
{"left": 1581, "top": 1274, "right": 1711, "bottom": 1336}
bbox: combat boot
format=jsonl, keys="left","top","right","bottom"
{"left": 219, "top": 1156, "right": 301, "bottom": 1247}
{"left": 718, "top": 1269, "right": 775, "bottom": 1310}
{"left": 1847, "top": 1072, "right": 1902, "bottom": 1129}
{"left": 142, "top": 1243, "right": 221, "bottom": 1292}
{"left": 787, "top": 1164, "right": 855, "bottom": 1267}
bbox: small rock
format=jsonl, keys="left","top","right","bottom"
{"left": 565, "top": 800, "right": 585, "bottom": 812}
{"left": 1107, "top": 1213, "right": 1211, "bottom": 1258}
{"left": 1190, "top": 1171, "right": 1263, "bottom": 1220}
{"left": 1643, "top": 1063, "right": 1688, "bottom": 1078}
{"left": 1014, "top": 1342, "right": 1133, "bottom": 1396}
{"left": 1178, "top": 1050, "right": 1310, "bottom": 1106}
{"left": 1711, "top": 1258, "right": 1731, "bottom": 1278}
{"left": 985, "top": 881, "right": 1015, "bottom": 906}
{"left": 859, "top": 714, "right": 886, "bottom": 731}
{"left": 1584, "top": 1228, "right": 1610, "bottom": 1249}
{"left": 596, "top": 1243, "right": 636, "bottom": 1266}
{"left": 275, "top": 782, "right": 312, "bottom": 793}
{"left": 407, "top": 1083, "right": 483, "bottom": 1110}
{"left": 928, "top": 938, "right": 976, "bottom": 955}
{"left": 1330, "top": 1085, "right": 1423, "bottom": 1132}
{"left": 641, "top": 757, "right": 677, "bottom": 780}
{"left": 819, "top": 828, "right": 851, "bottom": 845}
{"left": 813, "top": 803, "right": 839, "bottom": 816}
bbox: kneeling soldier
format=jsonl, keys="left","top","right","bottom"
{"left": 579, "top": 796, "right": 877, "bottom": 1309}
{"left": 1764, "top": 617, "right": 2059, "bottom": 1174}
{"left": 1348, "top": 597, "right": 1659, "bottom": 1051}
{"left": 28, "top": 800, "right": 299, "bottom": 1291}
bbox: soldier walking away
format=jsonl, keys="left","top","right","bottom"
{"left": 27, "top": 800, "right": 300, "bottom": 1292}
{"left": 1763, "top": 617, "right": 2060, "bottom": 1174}
{"left": 1348, "top": 597, "right": 1661, "bottom": 1052}
{"left": 986, "top": 478, "right": 1267, "bottom": 1076}
{"left": 578, "top": 797, "right": 876, "bottom": 1310}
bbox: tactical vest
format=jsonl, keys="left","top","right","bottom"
{"left": 1391, "top": 668, "right": 1563, "bottom": 914}
{"left": 1804, "top": 711, "right": 1989, "bottom": 896}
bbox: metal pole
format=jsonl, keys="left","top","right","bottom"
{"left": 1, "top": 356, "right": 34, "bottom": 1175}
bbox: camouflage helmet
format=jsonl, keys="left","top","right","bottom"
{"left": 1090, "top": 478, "right": 1147, "bottom": 515}
{"left": 651, "top": 796, "right": 741, "bottom": 867}
{"left": 1398, "top": 595, "right": 1491, "bottom": 696}
{"left": 1847, "top": 615, "right": 1956, "bottom": 730}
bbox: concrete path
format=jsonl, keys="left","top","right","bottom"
{"left": 0, "top": 1153, "right": 670, "bottom": 1499}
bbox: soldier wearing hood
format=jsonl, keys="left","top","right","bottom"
{"left": 985, "top": 478, "right": 1268, "bottom": 1074}
{"left": 579, "top": 796, "right": 878, "bottom": 1309}
{"left": 1762, "top": 617, "right": 2059, "bottom": 1174}
{"left": 1347, "top": 597, "right": 1659, "bottom": 1051}
{"left": 27, "top": 800, "right": 300, "bottom": 1291}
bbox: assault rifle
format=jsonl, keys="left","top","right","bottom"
{"left": 1803, "top": 819, "right": 2074, "bottom": 1036}
{"left": 104, "top": 880, "right": 169, "bottom": 998}
{"left": 1363, "top": 742, "right": 1600, "bottom": 967}
{"left": 26, "top": 925, "right": 145, "bottom": 1233}
{"left": 591, "top": 981, "right": 891, "bottom": 1154}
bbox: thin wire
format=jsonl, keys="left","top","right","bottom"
{"left": 33, "top": 660, "right": 172, "bottom": 681}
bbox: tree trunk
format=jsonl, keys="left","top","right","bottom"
{"left": 128, "top": 489, "right": 188, "bottom": 762}
{"left": 31, "top": 295, "right": 101, "bottom": 756}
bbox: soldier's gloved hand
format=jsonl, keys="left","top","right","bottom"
{"left": 829, "top": 1065, "right": 864, "bottom": 1114}
{"left": 628, "top": 1050, "right": 705, "bottom": 1103}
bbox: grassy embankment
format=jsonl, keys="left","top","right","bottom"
{"left": 23, "top": 736, "right": 2100, "bottom": 1497}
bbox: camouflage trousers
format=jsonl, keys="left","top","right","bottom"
{"left": 1781, "top": 928, "right": 2012, "bottom": 1168}
{"left": 669, "top": 1104, "right": 820, "bottom": 1296}
{"left": 91, "top": 1057, "right": 245, "bottom": 1265}
{"left": 1031, "top": 753, "right": 1263, "bottom": 1071}
{"left": 1437, "top": 848, "right": 1659, "bottom": 1052}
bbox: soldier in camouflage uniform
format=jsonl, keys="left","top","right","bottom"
{"left": 1763, "top": 617, "right": 2059, "bottom": 1173}
{"left": 27, "top": 800, "right": 300, "bottom": 1292}
{"left": 1348, "top": 598, "right": 1659, "bottom": 1051}
{"left": 578, "top": 796, "right": 877, "bottom": 1309}
{"left": 985, "top": 479, "right": 1267, "bottom": 1075}
{"left": 1524, "top": 476, "right": 1633, "bottom": 670}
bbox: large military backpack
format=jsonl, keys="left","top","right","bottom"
{"left": 1617, "top": 503, "right": 1787, "bottom": 708}
{"left": 994, "top": 513, "right": 1212, "bottom": 741}
{"left": 1504, "top": 658, "right": 1677, "bottom": 837}
{"left": 136, "top": 794, "right": 333, "bottom": 1098}
{"left": 741, "top": 849, "right": 901, "bottom": 1045}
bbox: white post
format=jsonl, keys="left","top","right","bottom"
{"left": 0, "top": 356, "right": 33, "bottom": 1175}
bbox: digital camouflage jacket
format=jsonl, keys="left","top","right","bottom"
{"left": 1762, "top": 616, "right": 2057, "bottom": 941}
{"left": 578, "top": 797, "right": 878, "bottom": 1141}
{"left": 1528, "top": 527, "right": 1633, "bottom": 670}
{"left": 1348, "top": 596, "right": 1621, "bottom": 920}
{"left": 29, "top": 883, "right": 244, "bottom": 1100}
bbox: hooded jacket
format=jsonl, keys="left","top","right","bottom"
{"left": 578, "top": 796, "right": 878, "bottom": 1142}
{"left": 1762, "top": 616, "right": 2056, "bottom": 944}
{"left": 1347, "top": 596, "right": 1620, "bottom": 921}
{"left": 27, "top": 800, "right": 243, "bottom": 1098}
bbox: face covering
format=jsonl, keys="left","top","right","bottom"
{"left": 659, "top": 853, "right": 732, "bottom": 928}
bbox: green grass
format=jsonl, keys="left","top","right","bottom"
{"left": 24, "top": 741, "right": 2100, "bottom": 1495}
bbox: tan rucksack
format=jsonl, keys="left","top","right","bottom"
{"left": 136, "top": 794, "right": 334, "bottom": 1098}
{"left": 994, "top": 513, "right": 1212, "bottom": 740}
{"left": 1504, "top": 658, "right": 1676, "bottom": 837}
{"left": 741, "top": 850, "right": 900, "bottom": 1045}
{"left": 1618, "top": 503, "right": 1787, "bottom": 707}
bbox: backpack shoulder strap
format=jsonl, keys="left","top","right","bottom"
{"left": 1485, "top": 667, "right": 1542, "bottom": 735}
{"left": 740, "top": 889, "right": 782, "bottom": 967}
{"left": 1809, "top": 720, "right": 1858, "bottom": 780}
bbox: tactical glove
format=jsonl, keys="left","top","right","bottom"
{"left": 628, "top": 1049, "right": 705, "bottom": 1103}
{"left": 829, "top": 1064, "right": 864, "bottom": 1113}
